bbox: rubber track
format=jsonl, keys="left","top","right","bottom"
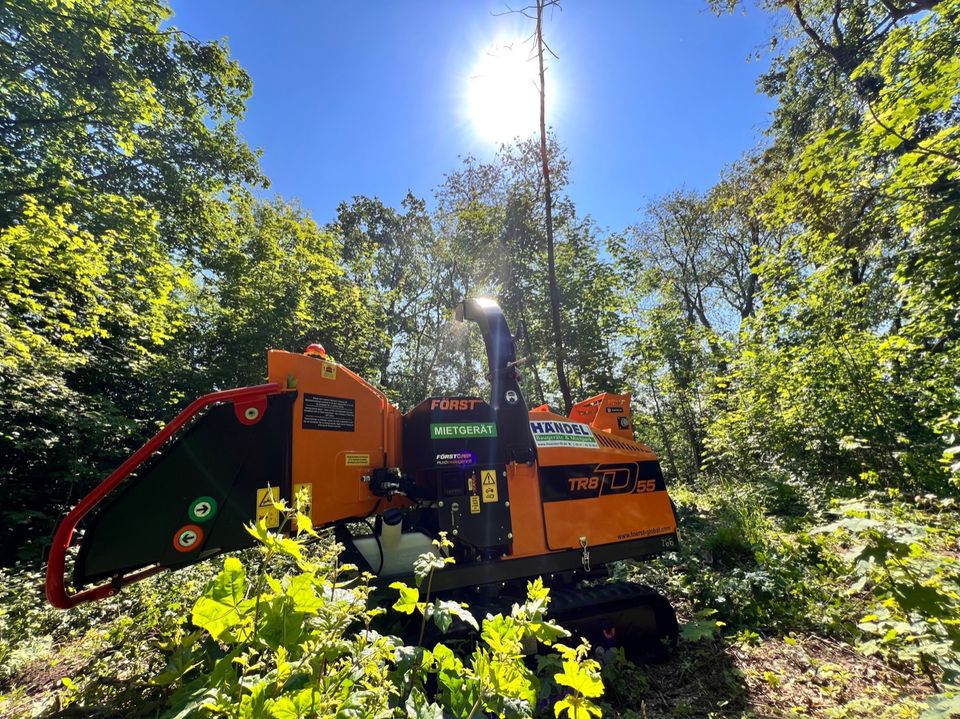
{"left": 545, "top": 581, "right": 678, "bottom": 662}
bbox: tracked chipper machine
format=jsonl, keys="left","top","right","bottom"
{"left": 46, "top": 298, "right": 680, "bottom": 654}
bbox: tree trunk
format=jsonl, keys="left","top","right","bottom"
{"left": 536, "top": 0, "right": 573, "bottom": 414}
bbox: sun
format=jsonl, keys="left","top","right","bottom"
{"left": 465, "top": 39, "right": 542, "bottom": 144}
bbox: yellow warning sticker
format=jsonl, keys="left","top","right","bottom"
{"left": 321, "top": 361, "right": 337, "bottom": 380}
{"left": 481, "top": 469, "right": 499, "bottom": 503}
{"left": 470, "top": 495, "right": 481, "bottom": 514}
{"left": 256, "top": 487, "right": 280, "bottom": 529}
{"left": 293, "top": 482, "right": 312, "bottom": 516}
{"left": 345, "top": 453, "right": 370, "bottom": 467}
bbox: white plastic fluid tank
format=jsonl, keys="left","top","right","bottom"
{"left": 353, "top": 532, "right": 437, "bottom": 577}
{"left": 353, "top": 509, "right": 438, "bottom": 577}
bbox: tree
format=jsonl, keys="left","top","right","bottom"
{"left": 334, "top": 193, "right": 437, "bottom": 401}
{"left": 191, "top": 194, "right": 380, "bottom": 392}
{"left": 700, "top": 0, "right": 960, "bottom": 494}
{"left": 434, "top": 139, "right": 621, "bottom": 411}
{"left": 0, "top": 0, "right": 264, "bottom": 560}
{"left": 535, "top": 0, "right": 573, "bottom": 414}
{"left": 0, "top": 0, "right": 263, "bottom": 250}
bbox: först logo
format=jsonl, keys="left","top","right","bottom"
{"left": 431, "top": 398, "right": 482, "bottom": 411}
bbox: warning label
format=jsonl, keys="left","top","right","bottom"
{"left": 470, "top": 495, "right": 481, "bottom": 514}
{"left": 256, "top": 486, "right": 280, "bottom": 529}
{"left": 321, "top": 361, "right": 337, "bottom": 380}
{"left": 302, "top": 393, "right": 355, "bottom": 432}
{"left": 345, "top": 454, "right": 370, "bottom": 466}
{"left": 481, "top": 469, "right": 499, "bottom": 503}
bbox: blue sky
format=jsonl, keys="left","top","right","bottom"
{"left": 169, "top": 2, "right": 778, "bottom": 231}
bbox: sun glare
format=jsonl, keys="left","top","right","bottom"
{"left": 465, "top": 39, "right": 543, "bottom": 144}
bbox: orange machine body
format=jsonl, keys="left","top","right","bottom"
{"left": 507, "top": 399, "right": 676, "bottom": 558}
{"left": 266, "top": 351, "right": 676, "bottom": 560}
{"left": 266, "top": 350, "right": 405, "bottom": 526}
{"left": 268, "top": 349, "right": 675, "bottom": 560}
{"left": 48, "top": 296, "right": 678, "bottom": 611}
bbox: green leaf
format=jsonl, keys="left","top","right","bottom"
{"left": 191, "top": 557, "right": 252, "bottom": 642}
{"left": 160, "top": 680, "right": 212, "bottom": 719}
{"left": 555, "top": 695, "right": 603, "bottom": 719}
{"left": 432, "top": 599, "right": 478, "bottom": 632}
{"left": 390, "top": 581, "right": 419, "bottom": 615}
{"left": 152, "top": 640, "right": 202, "bottom": 687}
{"left": 268, "top": 688, "right": 317, "bottom": 719}
{"left": 404, "top": 687, "right": 445, "bottom": 719}
{"left": 921, "top": 690, "right": 960, "bottom": 719}
{"left": 680, "top": 619, "right": 724, "bottom": 643}
{"left": 555, "top": 659, "right": 604, "bottom": 698}
{"left": 284, "top": 573, "right": 323, "bottom": 614}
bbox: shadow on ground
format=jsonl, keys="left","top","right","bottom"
{"left": 601, "top": 635, "right": 750, "bottom": 717}
{"left": 600, "top": 632, "right": 933, "bottom": 719}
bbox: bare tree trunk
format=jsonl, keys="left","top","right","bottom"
{"left": 536, "top": 0, "right": 573, "bottom": 414}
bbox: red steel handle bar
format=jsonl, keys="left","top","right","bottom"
{"left": 46, "top": 383, "right": 282, "bottom": 609}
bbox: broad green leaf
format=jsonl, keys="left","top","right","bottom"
{"left": 191, "top": 557, "right": 252, "bottom": 642}
{"left": 389, "top": 581, "right": 419, "bottom": 615}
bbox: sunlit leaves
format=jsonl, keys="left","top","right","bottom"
{"left": 191, "top": 557, "right": 252, "bottom": 643}
{"left": 814, "top": 498, "right": 960, "bottom": 696}
{"left": 172, "top": 500, "right": 603, "bottom": 719}
{"left": 389, "top": 581, "right": 419, "bottom": 616}
{"left": 552, "top": 642, "right": 603, "bottom": 719}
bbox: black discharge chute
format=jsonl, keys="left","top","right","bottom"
{"left": 73, "top": 393, "right": 294, "bottom": 587}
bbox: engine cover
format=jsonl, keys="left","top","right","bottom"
{"left": 403, "top": 397, "right": 512, "bottom": 551}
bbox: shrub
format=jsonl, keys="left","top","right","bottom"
{"left": 155, "top": 496, "right": 606, "bottom": 718}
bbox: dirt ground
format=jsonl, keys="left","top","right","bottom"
{"left": 614, "top": 633, "right": 933, "bottom": 719}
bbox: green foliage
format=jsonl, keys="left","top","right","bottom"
{"left": 192, "top": 193, "right": 381, "bottom": 392}
{"left": 710, "top": 0, "right": 960, "bottom": 498}
{"left": 153, "top": 503, "right": 602, "bottom": 719}
{"left": 814, "top": 497, "right": 960, "bottom": 714}
{"left": 2, "top": 0, "right": 959, "bottom": 715}
{"left": 0, "top": 558, "right": 218, "bottom": 714}
{"left": 678, "top": 609, "right": 726, "bottom": 643}
{"left": 626, "top": 0, "right": 960, "bottom": 522}
{"left": 633, "top": 485, "right": 857, "bottom": 636}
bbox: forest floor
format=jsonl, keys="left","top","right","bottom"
{"left": 0, "top": 486, "right": 953, "bottom": 719}
{"left": 0, "top": 595, "right": 935, "bottom": 719}
{"left": 631, "top": 618, "right": 933, "bottom": 718}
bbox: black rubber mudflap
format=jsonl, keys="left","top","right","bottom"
{"left": 73, "top": 393, "right": 294, "bottom": 586}
{"left": 548, "top": 582, "right": 678, "bottom": 663}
